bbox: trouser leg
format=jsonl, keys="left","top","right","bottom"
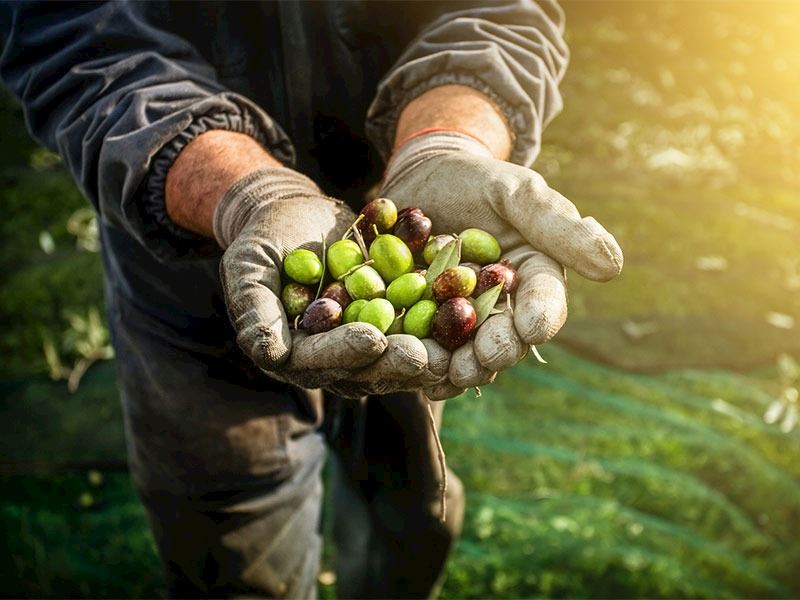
{"left": 139, "top": 431, "right": 326, "bottom": 599}
{"left": 110, "top": 295, "right": 327, "bottom": 598}
{"left": 328, "top": 392, "right": 465, "bottom": 599}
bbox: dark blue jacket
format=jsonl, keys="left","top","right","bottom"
{"left": 0, "top": 0, "right": 567, "bottom": 355}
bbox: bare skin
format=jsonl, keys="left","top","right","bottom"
{"left": 165, "top": 85, "right": 512, "bottom": 237}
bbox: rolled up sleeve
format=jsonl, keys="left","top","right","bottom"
{"left": 0, "top": 1, "right": 294, "bottom": 260}
{"left": 366, "top": 0, "right": 569, "bottom": 167}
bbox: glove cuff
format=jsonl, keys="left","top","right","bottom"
{"left": 213, "top": 167, "right": 322, "bottom": 248}
{"left": 382, "top": 130, "right": 495, "bottom": 191}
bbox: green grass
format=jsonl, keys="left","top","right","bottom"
{"left": 2, "top": 347, "right": 798, "bottom": 598}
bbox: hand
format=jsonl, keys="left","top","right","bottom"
{"left": 380, "top": 131, "right": 623, "bottom": 399}
{"left": 216, "top": 166, "right": 446, "bottom": 396}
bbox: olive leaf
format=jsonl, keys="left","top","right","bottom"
{"left": 424, "top": 238, "right": 461, "bottom": 298}
{"left": 473, "top": 283, "right": 504, "bottom": 327}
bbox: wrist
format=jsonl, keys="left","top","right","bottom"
{"left": 383, "top": 130, "right": 495, "bottom": 190}
{"left": 393, "top": 85, "right": 513, "bottom": 160}
{"left": 165, "top": 130, "right": 282, "bottom": 238}
{"left": 213, "top": 166, "right": 322, "bottom": 248}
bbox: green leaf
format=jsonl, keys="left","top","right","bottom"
{"left": 473, "top": 283, "right": 504, "bottom": 327}
{"left": 424, "top": 238, "right": 461, "bottom": 298}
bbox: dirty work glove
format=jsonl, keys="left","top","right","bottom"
{"left": 380, "top": 131, "right": 624, "bottom": 399}
{"left": 216, "top": 166, "right": 428, "bottom": 395}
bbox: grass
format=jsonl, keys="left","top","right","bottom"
{"left": 2, "top": 347, "right": 799, "bottom": 598}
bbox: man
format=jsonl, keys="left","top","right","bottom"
{"left": 0, "top": 1, "right": 622, "bottom": 597}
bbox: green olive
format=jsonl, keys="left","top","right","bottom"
{"left": 343, "top": 299, "right": 369, "bottom": 324}
{"left": 356, "top": 298, "right": 395, "bottom": 334}
{"left": 284, "top": 249, "right": 323, "bottom": 285}
{"left": 403, "top": 299, "right": 438, "bottom": 338}
{"left": 458, "top": 228, "right": 501, "bottom": 265}
{"left": 369, "top": 234, "right": 414, "bottom": 282}
{"left": 327, "top": 240, "right": 364, "bottom": 280}
{"left": 385, "top": 272, "right": 427, "bottom": 309}
{"left": 344, "top": 265, "right": 386, "bottom": 300}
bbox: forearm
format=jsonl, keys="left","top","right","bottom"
{"left": 393, "top": 85, "right": 512, "bottom": 160}
{"left": 165, "top": 130, "right": 282, "bottom": 238}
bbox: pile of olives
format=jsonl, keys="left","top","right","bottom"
{"left": 281, "top": 198, "right": 518, "bottom": 351}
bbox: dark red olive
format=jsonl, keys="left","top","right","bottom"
{"left": 432, "top": 297, "right": 477, "bottom": 350}
{"left": 474, "top": 261, "right": 519, "bottom": 297}
{"left": 393, "top": 208, "right": 432, "bottom": 254}
{"left": 432, "top": 266, "right": 477, "bottom": 303}
{"left": 321, "top": 281, "right": 352, "bottom": 309}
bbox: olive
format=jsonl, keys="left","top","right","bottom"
{"left": 356, "top": 298, "right": 395, "bottom": 334}
{"left": 321, "top": 281, "right": 352, "bottom": 309}
{"left": 302, "top": 298, "right": 342, "bottom": 334}
{"left": 459, "top": 228, "right": 501, "bottom": 265}
{"left": 369, "top": 234, "right": 414, "bottom": 282}
{"left": 404, "top": 299, "right": 438, "bottom": 339}
{"left": 284, "top": 249, "right": 323, "bottom": 285}
{"left": 474, "top": 261, "right": 519, "bottom": 297}
{"left": 386, "top": 272, "right": 427, "bottom": 309}
{"left": 357, "top": 198, "right": 398, "bottom": 245}
{"left": 327, "top": 240, "right": 364, "bottom": 280}
{"left": 432, "top": 297, "right": 477, "bottom": 350}
{"left": 344, "top": 265, "right": 386, "bottom": 300}
{"left": 281, "top": 283, "right": 315, "bottom": 318}
{"left": 423, "top": 234, "right": 457, "bottom": 266}
{"left": 343, "top": 299, "right": 369, "bottom": 324}
{"left": 393, "top": 207, "right": 432, "bottom": 253}
{"left": 432, "top": 266, "right": 477, "bottom": 303}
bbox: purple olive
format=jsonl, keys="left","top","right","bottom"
{"left": 432, "top": 297, "right": 477, "bottom": 350}
{"left": 321, "top": 281, "right": 352, "bottom": 309}
{"left": 432, "top": 266, "right": 477, "bottom": 303}
{"left": 393, "top": 207, "right": 432, "bottom": 253}
{"left": 302, "top": 298, "right": 342, "bottom": 334}
{"left": 474, "top": 261, "right": 519, "bottom": 297}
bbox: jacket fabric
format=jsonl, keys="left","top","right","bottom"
{"left": 1, "top": 0, "right": 567, "bottom": 354}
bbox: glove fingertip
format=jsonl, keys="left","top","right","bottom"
{"left": 574, "top": 218, "right": 624, "bottom": 282}
{"left": 239, "top": 321, "right": 292, "bottom": 371}
{"left": 474, "top": 313, "right": 528, "bottom": 371}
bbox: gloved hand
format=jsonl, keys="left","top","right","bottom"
{"left": 380, "top": 131, "right": 624, "bottom": 399}
{"left": 215, "top": 167, "right": 445, "bottom": 396}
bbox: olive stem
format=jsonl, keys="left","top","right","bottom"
{"left": 426, "top": 400, "right": 448, "bottom": 524}
{"left": 338, "top": 259, "right": 375, "bottom": 280}
{"left": 342, "top": 214, "right": 364, "bottom": 241}
{"left": 351, "top": 222, "right": 370, "bottom": 260}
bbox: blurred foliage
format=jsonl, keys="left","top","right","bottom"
{"left": 543, "top": 1, "right": 800, "bottom": 370}
{"left": 1, "top": 1, "right": 800, "bottom": 598}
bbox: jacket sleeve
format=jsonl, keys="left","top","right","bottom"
{"left": 365, "top": 0, "right": 568, "bottom": 167}
{"left": 0, "top": 1, "right": 294, "bottom": 260}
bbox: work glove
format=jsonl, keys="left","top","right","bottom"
{"left": 380, "top": 131, "right": 624, "bottom": 399}
{"left": 215, "top": 167, "right": 444, "bottom": 396}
